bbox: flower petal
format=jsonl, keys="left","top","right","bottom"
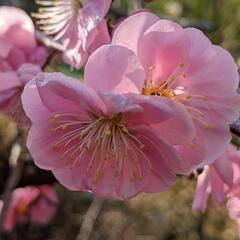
{"left": 192, "top": 167, "right": 210, "bottom": 212}
{"left": 85, "top": 45, "right": 145, "bottom": 94}
{"left": 112, "top": 12, "right": 158, "bottom": 53}
{"left": 137, "top": 29, "right": 189, "bottom": 84}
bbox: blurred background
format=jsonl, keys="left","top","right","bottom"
{"left": 0, "top": 0, "right": 240, "bottom": 239}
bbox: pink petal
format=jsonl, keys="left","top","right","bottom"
{"left": 144, "top": 19, "right": 183, "bottom": 33}
{"left": 0, "top": 71, "right": 22, "bottom": 91}
{"left": 0, "top": 38, "right": 13, "bottom": 58}
{"left": 85, "top": 45, "right": 145, "bottom": 94}
{"left": 137, "top": 29, "right": 189, "bottom": 85}
{"left": 213, "top": 152, "right": 233, "bottom": 187}
{"left": 87, "top": 20, "right": 111, "bottom": 53}
{"left": 53, "top": 166, "right": 79, "bottom": 191}
{"left": 112, "top": 12, "right": 159, "bottom": 53}
{"left": 18, "top": 63, "right": 41, "bottom": 85}
{"left": 149, "top": 97, "right": 195, "bottom": 145}
{"left": 27, "top": 119, "right": 74, "bottom": 170}
{"left": 210, "top": 168, "right": 226, "bottom": 208}
{"left": 192, "top": 167, "right": 210, "bottom": 212}
{"left": 22, "top": 79, "right": 51, "bottom": 123}
{"left": 176, "top": 128, "right": 206, "bottom": 172}
{"left": 0, "top": 6, "right": 36, "bottom": 48}
{"left": 34, "top": 72, "right": 104, "bottom": 114}
{"left": 30, "top": 198, "right": 57, "bottom": 224}
{"left": 39, "top": 185, "right": 59, "bottom": 203}
{"left": 86, "top": 0, "right": 112, "bottom": 19}
{"left": 180, "top": 44, "right": 239, "bottom": 90}
{"left": 7, "top": 47, "right": 27, "bottom": 70}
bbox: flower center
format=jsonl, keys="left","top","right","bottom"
{"left": 50, "top": 113, "right": 153, "bottom": 184}
{"left": 142, "top": 63, "right": 211, "bottom": 148}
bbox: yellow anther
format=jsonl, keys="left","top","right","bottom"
{"left": 201, "top": 96, "right": 207, "bottom": 101}
{"left": 133, "top": 171, "right": 138, "bottom": 178}
{"left": 139, "top": 176, "right": 144, "bottom": 181}
{"left": 204, "top": 124, "right": 211, "bottom": 129}
{"left": 189, "top": 143, "right": 195, "bottom": 149}
{"left": 50, "top": 118, "right": 58, "bottom": 125}
{"left": 149, "top": 65, "right": 155, "bottom": 70}
{"left": 139, "top": 144, "right": 145, "bottom": 149}
{"left": 79, "top": 132, "right": 85, "bottom": 140}
{"left": 182, "top": 73, "right": 187, "bottom": 78}
{"left": 104, "top": 130, "right": 111, "bottom": 136}
{"left": 52, "top": 144, "right": 59, "bottom": 150}
{"left": 178, "top": 63, "right": 185, "bottom": 68}
{"left": 91, "top": 178, "right": 97, "bottom": 185}
{"left": 122, "top": 127, "right": 129, "bottom": 133}
{"left": 186, "top": 95, "right": 192, "bottom": 99}
{"left": 97, "top": 172, "right": 104, "bottom": 178}
{"left": 149, "top": 165, "right": 154, "bottom": 171}
{"left": 128, "top": 176, "right": 134, "bottom": 182}
{"left": 114, "top": 171, "right": 120, "bottom": 177}
{"left": 61, "top": 125, "right": 67, "bottom": 130}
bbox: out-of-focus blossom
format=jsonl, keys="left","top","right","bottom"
{"left": 34, "top": 0, "right": 111, "bottom": 69}
{"left": 111, "top": 12, "right": 240, "bottom": 170}
{"left": 0, "top": 6, "right": 47, "bottom": 127}
{"left": 22, "top": 45, "right": 195, "bottom": 199}
{"left": 193, "top": 146, "right": 240, "bottom": 236}
{"left": 192, "top": 146, "right": 237, "bottom": 211}
{"left": 0, "top": 185, "right": 58, "bottom": 232}
{"left": 0, "top": 7, "right": 47, "bottom": 69}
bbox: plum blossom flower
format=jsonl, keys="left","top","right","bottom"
{"left": 0, "top": 185, "right": 58, "bottom": 232}
{"left": 0, "top": 6, "right": 47, "bottom": 126}
{"left": 0, "top": 7, "right": 47, "bottom": 69}
{"left": 110, "top": 12, "right": 240, "bottom": 170}
{"left": 22, "top": 45, "right": 195, "bottom": 199}
{"left": 193, "top": 146, "right": 240, "bottom": 236}
{"left": 34, "top": 0, "right": 111, "bottom": 69}
{"left": 192, "top": 146, "right": 238, "bottom": 211}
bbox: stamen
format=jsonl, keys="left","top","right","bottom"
{"left": 33, "top": 0, "right": 83, "bottom": 38}
{"left": 50, "top": 113, "right": 150, "bottom": 184}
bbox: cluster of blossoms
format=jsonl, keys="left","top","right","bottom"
{"left": 0, "top": 185, "right": 58, "bottom": 232}
{"left": 0, "top": 0, "right": 240, "bottom": 236}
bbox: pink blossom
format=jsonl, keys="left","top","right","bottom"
{"left": 193, "top": 146, "right": 240, "bottom": 236}
{"left": 110, "top": 12, "right": 240, "bottom": 170}
{"left": 34, "top": 0, "right": 111, "bottom": 69}
{"left": 0, "top": 6, "right": 47, "bottom": 126}
{"left": 22, "top": 45, "right": 195, "bottom": 199}
{"left": 192, "top": 146, "right": 239, "bottom": 211}
{"left": 0, "top": 185, "right": 58, "bottom": 232}
{"left": 0, "top": 7, "right": 47, "bottom": 69}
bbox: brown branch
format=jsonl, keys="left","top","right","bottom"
{"left": 0, "top": 142, "right": 23, "bottom": 234}
{"left": 76, "top": 198, "right": 104, "bottom": 240}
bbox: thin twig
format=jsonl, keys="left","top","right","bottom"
{"left": 35, "top": 30, "right": 65, "bottom": 52}
{"left": 0, "top": 142, "right": 23, "bottom": 235}
{"left": 76, "top": 198, "right": 104, "bottom": 240}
